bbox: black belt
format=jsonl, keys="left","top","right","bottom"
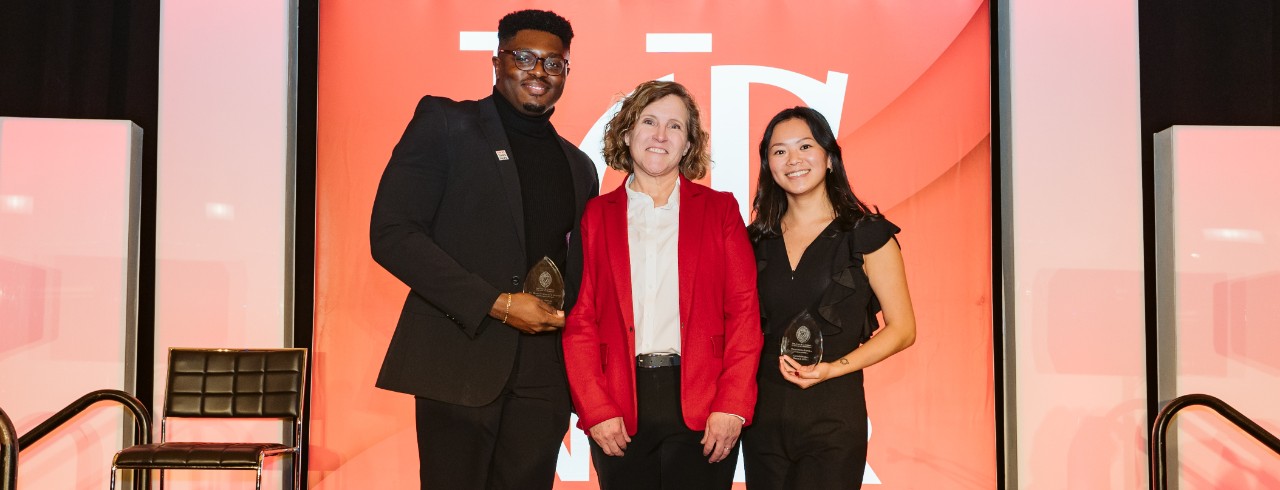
{"left": 636, "top": 353, "right": 680, "bottom": 368}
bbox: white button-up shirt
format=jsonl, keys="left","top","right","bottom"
{"left": 626, "top": 175, "right": 681, "bottom": 355}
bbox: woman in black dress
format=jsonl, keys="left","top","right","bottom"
{"left": 741, "top": 107, "right": 917, "bottom": 490}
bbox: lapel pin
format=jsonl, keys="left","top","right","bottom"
{"left": 496, "top": 150, "right": 510, "bottom": 161}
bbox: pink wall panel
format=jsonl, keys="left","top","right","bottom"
{"left": 0, "top": 117, "right": 141, "bottom": 489}
{"left": 153, "top": 0, "right": 295, "bottom": 487}
{"left": 1154, "top": 126, "right": 1280, "bottom": 488}
{"left": 1003, "top": 0, "right": 1148, "bottom": 487}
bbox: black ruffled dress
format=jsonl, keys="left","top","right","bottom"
{"left": 741, "top": 217, "right": 899, "bottom": 490}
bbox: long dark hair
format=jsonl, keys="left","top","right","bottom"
{"left": 748, "top": 106, "right": 878, "bottom": 242}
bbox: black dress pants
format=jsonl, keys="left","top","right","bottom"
{"left": 415, "top": 333, "right": 571, "bottom": 490}
{"left": 589, "top": 365, "right": 739, "bottom": 490}
{"left": 741, "top": 374, "right": 867, "bottom": 490}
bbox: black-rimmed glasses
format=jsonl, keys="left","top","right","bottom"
{"left": 498, "top": 49, "right": 569, "bottom": 76}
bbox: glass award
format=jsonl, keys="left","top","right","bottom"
{"left": 523, "top": 256, "right": 565, "bottom": 310}
{"left": 780, "top": 309, "right": 824, "bottom": 366}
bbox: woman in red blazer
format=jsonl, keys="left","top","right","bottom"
{"left": 563, "top": 80, "right": 762, "bottom": 490}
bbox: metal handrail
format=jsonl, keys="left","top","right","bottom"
{"left": 1, "top": 406, "right": 16, "bottom": 490}
{"left": 18, "top": 389, "right": 151, "bottom": 448}
{"left": 16, "top": 389, "right": 152, "bottom": 490}
{"left": 1150, "top": 393, "right": 1280, "bottom": 490}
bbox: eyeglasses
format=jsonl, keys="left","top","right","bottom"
{"left": 498, "top": 49, "right": 569, "bottom": 76}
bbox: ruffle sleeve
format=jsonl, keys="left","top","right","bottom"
{"left": 816, "top": 216, "right": 899, "bottom": 344}
{"left": 852, "top": 216, "right": 900, "bottom": 254}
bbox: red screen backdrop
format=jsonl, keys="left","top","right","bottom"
{"left": 312, "top": 1, "right": 993, "bottom": 487}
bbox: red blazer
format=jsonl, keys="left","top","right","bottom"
{"left": 564, "top": 176, "right": 762, "bottom": 435}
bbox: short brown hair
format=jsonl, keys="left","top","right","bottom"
{"left": 602, "top": 80, "right": 710, "bottom": 180}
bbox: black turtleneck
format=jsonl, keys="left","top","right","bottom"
{"left": 492, "top": 88, "right": 576, "bottom": 273}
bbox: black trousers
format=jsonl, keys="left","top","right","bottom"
{"left": 589, "top": 365, "right": 739, "bottom": 490}
{"left": 415, "top": 333, "right": 571, "bottom": 490}
{"left": 741, "top": 374, "right": 867, "bottom": 490}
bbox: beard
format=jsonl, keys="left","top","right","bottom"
{"left": 522, "top": 102, "right": 549, "bottom": 114}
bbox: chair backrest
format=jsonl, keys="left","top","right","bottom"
{"left": 164, "top": 348, "right": 307, "bottom": 420}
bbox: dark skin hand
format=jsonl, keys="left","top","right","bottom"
{"left": 490, "top": 292, "right": 564, "bottom": 333}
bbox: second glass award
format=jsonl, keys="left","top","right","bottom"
{"left": 780, "top": 309, "right": 824, "bottom": 366}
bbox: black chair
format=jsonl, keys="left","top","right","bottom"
{"left": 110, "top": 348, "right": 307, "bottom": 490}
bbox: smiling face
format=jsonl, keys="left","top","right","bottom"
{"left": 766, "top": 118, "right": 832, "bottom": 199}
{"left": 623, "top": 94, "right": 692, "bottom": 181}
{"left": 492, "top": 29, "right": 568, "bottom": 116}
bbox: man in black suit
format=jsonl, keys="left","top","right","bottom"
{"left": 369, "top": 10, "right": 598, "bottom": 490}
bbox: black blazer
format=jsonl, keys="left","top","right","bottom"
{"left": 370, "top": 94, "right": 599, "bottom": 406}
